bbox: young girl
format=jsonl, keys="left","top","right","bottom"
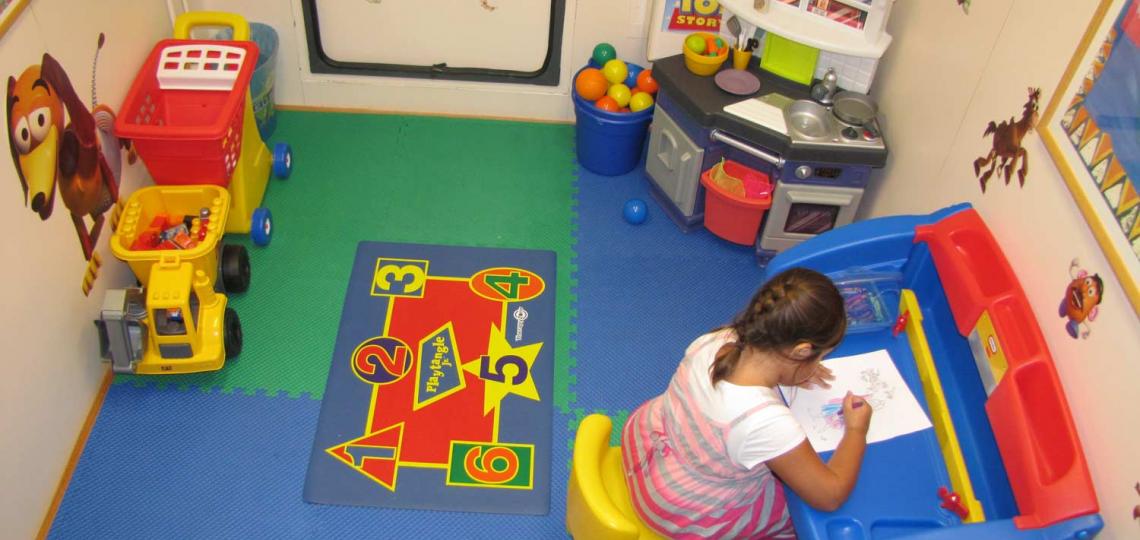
{"left": 622, "top": 267, "right": 872, "bottom": 539}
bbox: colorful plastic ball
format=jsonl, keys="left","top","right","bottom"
{"left": 595, "top": 95, "right": 620, "bottom": 112}
{"left": 575, "top": 68, "right": 608, "bottom": 101}
{"left": 685, "top": 34, "right": 706, "bottom": 54}
{"left": 624, "top": 64, "right": 644, "bottom": 89}
{"left": 607, "top": 83, "right": 632, "bottom": 108}
{"left": 636, "top": 70, "right": 659, "bottom": 94}
{"left": 629, "top": 92, "right": 655, "bottom": 112}
{"left": 623, "top": 199, "right": 648, "bottom": 225}
{"left": 602, "top": 59, "right": 629, "bottom": 85}
{"left": 592, "top": 43, "right": 617, "bottom": 67}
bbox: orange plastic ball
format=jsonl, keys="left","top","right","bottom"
{"left": 636, "top": 70, "right": 659, "bottom": 95}
{"left": 575, "top": 68, "right": 608, "bottom": 101}
{"left": 595, "top": 96, "right": 620, "bottom": 112}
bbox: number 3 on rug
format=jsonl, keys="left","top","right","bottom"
{"left": 372, "top": 258, "right": 429, "bottom": 297}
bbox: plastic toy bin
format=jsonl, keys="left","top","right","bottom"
{"left": 111, "top": 185, "right": 230, "bottom": 287}
{"left": 699, "top": 160, "right": 772, "bottom": 245}
{"left": 829, "top": 270, "right": 903, "bottom": 333}
{"left": 572, "top": 66, "right": 654, "bottom": 176}
{"left": 114, "top": 38, "right": 259, "bottom": 186}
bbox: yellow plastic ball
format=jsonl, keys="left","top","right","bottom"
{"left": 629, "top": 91, "right": 655, "bottom": 112}
{"left": 607, "top": 84, "right": 632, "bottom": 108}
{"left": 602, "top": 59, "right": 629, "bottom": 85}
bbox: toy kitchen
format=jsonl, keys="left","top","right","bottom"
{"left": 644, "top": 0, "right": 894, "bottom": 265}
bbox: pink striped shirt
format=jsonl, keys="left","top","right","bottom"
{"left": 622, "top": 331, "right": 797, "bottom": 539}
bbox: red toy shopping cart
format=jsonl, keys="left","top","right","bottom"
{"left": 115, "top": 11, "right": 291, "bottom": 246}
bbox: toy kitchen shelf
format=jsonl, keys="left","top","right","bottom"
{"left": 719, "top": 0, "right": 895, "bottom": 59}
{"left": 645, "top": 54, "right": 888, "bottom": 266}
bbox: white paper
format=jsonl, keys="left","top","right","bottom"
{"left": 779, "top": 350, "right": 932, "bottom": 453}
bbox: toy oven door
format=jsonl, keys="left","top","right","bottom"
{"left": 759, "top": 182, "right": 864, "bottom": 252}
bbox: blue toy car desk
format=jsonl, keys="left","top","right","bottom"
{"left": 762, "top": 204, "right": 1103, "bottom": 540}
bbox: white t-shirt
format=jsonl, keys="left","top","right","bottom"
{"left": 683, "top": 330, "right": 807, "bottom": 469}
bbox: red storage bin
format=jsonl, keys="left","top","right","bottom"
{"left": 700, "top": 160, "right": 772, "bottom": 245}
{"left": 114, "top": 39, "right": 259, "bottom": 186}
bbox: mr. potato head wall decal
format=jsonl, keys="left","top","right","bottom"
{"left": 1060, "top": 258, "right": 1105, "bottom": 340}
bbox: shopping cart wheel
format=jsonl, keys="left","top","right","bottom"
{"left": 220, "top": 244, "right": 251, "bottom": 294}
{"left": 272, "top": 143, "right": 293, "bottom": 179}
{"left": 224, "top": 308, "right": 243, "bottom": 360}
{"left": 251, "top": 207, "right": 273, "bottom": 247}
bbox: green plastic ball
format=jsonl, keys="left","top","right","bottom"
{"left": 592, "top": 43, "right": 617, "bottom": 66}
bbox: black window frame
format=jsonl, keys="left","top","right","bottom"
{"left": 301, "top": 0, "right": 565, "bottom": 86}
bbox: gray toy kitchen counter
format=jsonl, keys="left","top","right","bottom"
{"left": 650, "top": 54, "right": 888, "bottom": 167}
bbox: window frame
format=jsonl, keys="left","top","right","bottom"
{"left": 300, "top": 0, "right": 566, "bottom": 86}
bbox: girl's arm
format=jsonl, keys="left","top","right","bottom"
{"left": 766, "top": 392, "right": 871, "bottom": 512}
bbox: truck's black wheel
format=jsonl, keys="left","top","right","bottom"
{"left": 221, "top": 244, "right": 251, "bottom": 294}
{"left": 224, "top": 308, "right": 243, "bottom": 360}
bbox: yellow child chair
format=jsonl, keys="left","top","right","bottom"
{"left": 566, "top": 414, "right": 664, "bottom": 539}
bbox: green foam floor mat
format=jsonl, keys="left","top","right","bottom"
{"left": 115, "top": 111, "right": 578, "bottom": 403}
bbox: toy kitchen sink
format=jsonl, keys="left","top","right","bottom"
{"left": 644, "top": 54, "right": 889, "bottom": 266}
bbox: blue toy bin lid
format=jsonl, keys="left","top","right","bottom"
{"left": 572, "top": 65, "right": 655, "bottom": 122}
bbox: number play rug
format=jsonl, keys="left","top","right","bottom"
{"left": 304, "top": 241, "right": 556, "bottom": 515}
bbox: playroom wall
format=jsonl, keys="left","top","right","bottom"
{"left": 866, "top": 0, "right": 1140, "bottom": 535}
{"left": 184, "top": 0, "right": 653, "bottom": 121}
{"left": 0, "top": 2, "right": 169, "bottom": 537}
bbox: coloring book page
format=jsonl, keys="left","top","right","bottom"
{"left": 779, "top": 350, "right": 932, "bottom": 453}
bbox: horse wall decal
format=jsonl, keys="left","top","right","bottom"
{"left": 974, "top": 87, "right": 1041, "bottom": 192}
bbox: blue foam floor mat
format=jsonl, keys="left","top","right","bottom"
{"left": 49, "top": 384, "right": 574, "bottom": 539}
{"left": 571, "top": 160, "right": 764, "bottom": 424}
{"left": 51, "top": 153, "right": 769, "bottom": 538}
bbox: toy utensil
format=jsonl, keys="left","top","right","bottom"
{"left": 726, "top": 15, "right": 742, "bottom": 49}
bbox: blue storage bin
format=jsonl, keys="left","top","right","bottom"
{"left": 830, "top": 269, "right": 903, "bottom": 333}
{"left": 572, "top": 66, "right": 654, "bottom": 176}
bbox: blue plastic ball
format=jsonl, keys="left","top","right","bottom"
{"left": 623, "top": 199, "right": 648, "bottom": 225}
{"left": 624, "top": 64, "right": 644, "bottom": 90}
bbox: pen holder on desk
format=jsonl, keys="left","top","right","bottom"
{"left": 732, "top": 49, "right": 752, "bottom": 71}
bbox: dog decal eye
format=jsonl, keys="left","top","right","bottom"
{"left": 28, "top": 107, "right": 52, "bottom": 142}
{"left": 12, "top": 115, "right": 31, "bottom": 153}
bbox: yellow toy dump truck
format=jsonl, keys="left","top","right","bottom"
{"left": 95, "top": 185, "right": 247, "bottom": 374}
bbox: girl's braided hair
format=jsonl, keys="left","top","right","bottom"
{"left": 710, "top": 268, "right": 847, "bottom": 385}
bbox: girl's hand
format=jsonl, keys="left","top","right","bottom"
{"left": 799, "top": 364, "right": 835, "bottom": 389}
{"left": 842, "top": 391, "right": 872, "bottom": 435}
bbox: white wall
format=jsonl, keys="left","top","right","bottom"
{"left": 189, "top": 0, "right": 653, "bottom": 121}
{"left": 868, "top": 0, "right": 1140, "bottom": 536}
{"left": 0, "top": 1, "right": 169, "bottom": 537}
